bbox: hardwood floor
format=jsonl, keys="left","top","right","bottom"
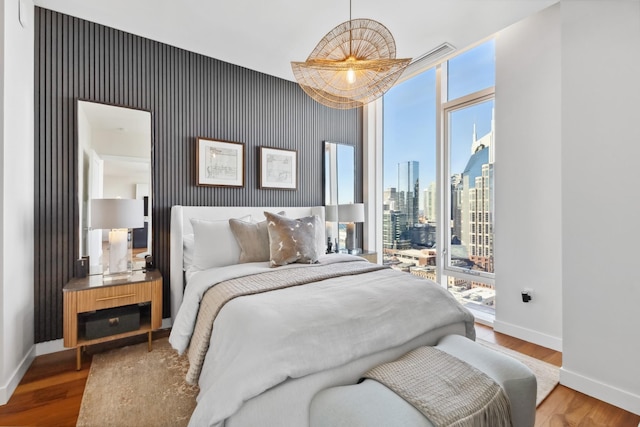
{"left": 475, "top": 324, "right": 640, "bottom": 427}
{"left": 0, "top": 325, "right": 638, "bottom": 427}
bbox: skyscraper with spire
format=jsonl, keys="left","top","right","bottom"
{"left": 453, "top": 111, "right": 495, "bottom": 272}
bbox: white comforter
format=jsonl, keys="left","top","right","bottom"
{"left": 169, "top": 254, "right": 475, "bottom": 427}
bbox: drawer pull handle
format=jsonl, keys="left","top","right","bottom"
{"left": 96, "top": 294, "right": 136, "bottom": 302}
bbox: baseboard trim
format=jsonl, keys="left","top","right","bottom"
{"left": 2, "top": 318, "right": 174, "bottom": 405}
{"left": 560, "top": 367, "right": 640, "bottom": 416}
{"left": 0, "top": 346, "right": 36, "bottom": 406}
{"left": 493, "top": 319, "right": 562, "bottom": 352}
{"left": 35, "top": 339, "right": 64, "bottom": 356}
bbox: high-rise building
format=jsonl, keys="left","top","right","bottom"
{"left": 383, "top": 187, "right": 398, "bottom": 211}
{"left": 409, "top": 223, "right": 436, "bottom": 248}
{"left": 458, "top": 121, "right": 494, "bottom": 273}
{"left": 423, "top": 181, "right": 436, "bottom": 222}
{"left": 382, "top": 209, "right": 407, "bottom": 249}
{"left": 398, "top": 161, "right": 419, "bottom": 228}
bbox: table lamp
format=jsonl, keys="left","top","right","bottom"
{"left": 91, "top": 198, "right": 144, "bottom": 277}
{"left": 338, "top": 203, "right": 364, "bottom": 254}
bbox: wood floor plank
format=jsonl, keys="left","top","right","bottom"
{"left": 1, "top": 326, "right": 638, "bottom": 427}
{"left": 13, "top": 370, "right": 88, "bottom": 394}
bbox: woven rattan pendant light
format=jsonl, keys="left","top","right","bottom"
{"left": 291, "top": 1, "right": 411, "bottom": 109}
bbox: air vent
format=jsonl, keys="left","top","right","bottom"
{"left": 401, "top": 42, "right": 456, "bottom": 81}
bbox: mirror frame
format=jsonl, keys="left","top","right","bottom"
{"left": 323, "top": 141, "right": 355, "bottom": 206}
{"left": 323, "top": 141, "right": 356, "bottom": 253}
{"left": 77, "top": 100, "right": 153, "bottom": 273}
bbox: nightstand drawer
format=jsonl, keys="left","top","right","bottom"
{"left": 76, "top": 283, "right": 151, "bottom": 312}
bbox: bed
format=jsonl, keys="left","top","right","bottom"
{"left": 168, "top": 205, "right": 476, "bottom": 427}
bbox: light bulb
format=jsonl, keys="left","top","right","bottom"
{"left": 346, "top": 68, "right": 356, "bottom": 84}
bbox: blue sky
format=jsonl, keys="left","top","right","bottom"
{"left": 337, "top": 144, "right": 355, "bottom": 204}
{"left": 382, "top": 40, "right": 495, "bottom": 193}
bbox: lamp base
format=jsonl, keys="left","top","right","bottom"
{"left": 103, "top": 271, "right": 132, "bottom": 281}
{"left": 345, "top": 223, "right": 359, "bottom": 254}
{"left": 104, "top": 228, "right": 132, "bottom": 278}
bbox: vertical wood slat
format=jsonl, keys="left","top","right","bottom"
{"left": 34, "top": 7, "right": 362, "bottom": 343}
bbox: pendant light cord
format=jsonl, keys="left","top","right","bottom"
{"left": 349, "top": 0, "right": 353, "bottom": 57}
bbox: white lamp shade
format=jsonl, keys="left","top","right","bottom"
{"left": 325, "top": 205, "right": 338, "bottom": 222}
{"left": 338, "top": 203, "right": 365, "bottom": 223}
{"left": 91, "top": 198, "right": 144, "bottom": 229}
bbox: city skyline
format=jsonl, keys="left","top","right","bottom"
{"left": 383, "top": 40, "right": 495, "bottom": 197}
{"left": 382, "top": 39, "right": 496, "bottom": 312}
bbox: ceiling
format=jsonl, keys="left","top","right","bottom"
{"left": 34, "top": 0, "right": 558, "bottom": 82}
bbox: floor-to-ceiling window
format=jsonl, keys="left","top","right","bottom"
{"left": 382, "top": 68, "right": 437, "bottom": 265}
{"left": 382, "top": 39, "right": 496, "bottom": 321}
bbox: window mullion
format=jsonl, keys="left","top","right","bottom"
{"left": 435, "top": 62, "right": 446, "bottom": 288}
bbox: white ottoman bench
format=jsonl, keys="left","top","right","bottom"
{"left": 310, "top": 334, "right": 537, "bottom": 427}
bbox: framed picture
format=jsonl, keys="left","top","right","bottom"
{"left": 259, "top": 147, "right": 297, "bottom": 190}
{"left": 196, "top": 137, "right": 245, "bottom": 187}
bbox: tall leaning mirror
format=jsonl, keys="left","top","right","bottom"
{"left": 324, "top": 141, "right": 355, "bottom": 252}
{"left": 77, "top": 100, "right": 152, "bottom": 274}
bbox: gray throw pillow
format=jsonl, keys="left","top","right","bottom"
{"left": 229, "top": 211, "right": 285, "bottom": 263}
{"left": 264, "top": 211, "right": 320, "bottom": 267}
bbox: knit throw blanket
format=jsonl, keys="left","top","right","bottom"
{"left": 364, "top": 346, "right": 513, "bottom": 427}
{"left": 185, "top": 261, "right": 386, "bottom": 384}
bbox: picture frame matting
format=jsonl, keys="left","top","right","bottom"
{"left": 259, "top": 146, "right": 298, "bottom": 190}
{"left": 196, "top": 137, "right": 245, "bottom": 187}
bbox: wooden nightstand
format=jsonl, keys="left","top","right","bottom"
{"left": 63, "top": 270, "right": 162, "bottom": 370}
{"left": 355, "top": 251, "right": 378, "bottom": 263}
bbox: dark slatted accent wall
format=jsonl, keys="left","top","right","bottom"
{"left": 34, "top": 7, "right": 363, "bottom": 343}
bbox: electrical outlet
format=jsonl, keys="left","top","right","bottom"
{"left": 521, "top": 289, "right": 532, "bottom": 303}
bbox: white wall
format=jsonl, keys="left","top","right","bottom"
{"left": 93, "top": 128, "right": 149, "bottom": 158}
{"left": 103, "top": 176, "right": 138, "bottom": 199}
{"left": 494, "top": 3, "right": 563, "bottom": 351}
{"left": 495, "top": 1, "right": 640, "bottom": 414}
{"left": 0, "top": 0, "right": 5, "bottom": 403}
{"left": 560, "top": 0, "right": 640, "bottom": 415}
{"left": 0, "top": 0, "right": 35, "bottom": 405}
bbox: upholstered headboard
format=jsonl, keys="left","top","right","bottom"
{"left": 169, "top": 205, "right": 325, "bottom": 321}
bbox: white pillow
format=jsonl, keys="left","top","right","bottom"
{"left": 183, "top": 234, "right": 195, "bottom": 271}
{"left": 190, "top": 215, "right": 251, "bottom": 272}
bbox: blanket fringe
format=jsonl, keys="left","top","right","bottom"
{"left": 449, "top": 387, "right": 512, "bottom": 427}
{"left": 364, "top": 346, "right": 513, "bottom": 427}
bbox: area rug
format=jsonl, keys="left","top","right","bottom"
{"left": 76, "top": 338, "right": 198, "bottom": 427}
{"left": 78, "top": 337, "right": 559, "bottom": 426}
{"left": 477, "top": 338, "right": 560, "bottom": 406}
